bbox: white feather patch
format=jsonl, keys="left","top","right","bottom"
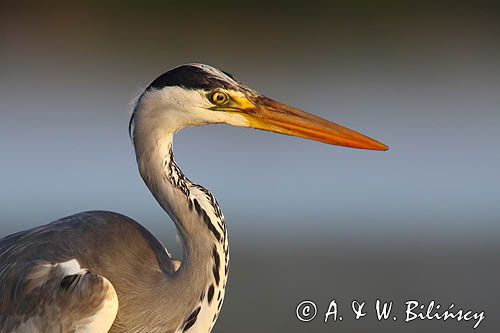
{"left": 57, "top": 259, "right": 86, "bottom": 276}
{"left": 74, "top": 276, "right": 119, "bottom": 333}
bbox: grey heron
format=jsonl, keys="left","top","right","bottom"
{"left": 0, "top": 63, "right": 388, "bottom": 332}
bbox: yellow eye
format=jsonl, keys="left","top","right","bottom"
{"left": 210, "top": 91, "right": 229, "bottom": 105}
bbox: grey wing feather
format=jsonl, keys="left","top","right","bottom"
{"left": 0, "top": 210, "right": 175, "bottom": 332}
{"left": 0, "top": 259, "right": 118, "bottom": 332}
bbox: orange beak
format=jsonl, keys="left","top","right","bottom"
{"left": 238, "top": 95, "right": 388, "bottom": 151}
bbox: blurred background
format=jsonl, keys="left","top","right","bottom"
{"left": 1, "top": 1, "right": 499, "bottom": 332}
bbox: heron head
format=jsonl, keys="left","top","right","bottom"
{"left": 130, "top": 63, "right": 388, "bottom": 151}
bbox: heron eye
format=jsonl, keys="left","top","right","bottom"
{"left": 210, "top": 91, "right": 228, "bottom": 105}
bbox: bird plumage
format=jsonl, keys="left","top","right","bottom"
{"left": 0, "top": 63, "right": 387, "bottom": 332}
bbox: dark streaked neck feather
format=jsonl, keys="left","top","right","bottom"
{"left": 131, "top": 91, "right": 229, "bottom": 332}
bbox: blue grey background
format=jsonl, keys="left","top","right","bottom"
{"left": 1, "top": 1, "right": 499, "bottom": 332}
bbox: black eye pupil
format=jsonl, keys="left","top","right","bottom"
{"left": 217, "top": 94, "right": 224, "bottom": 101}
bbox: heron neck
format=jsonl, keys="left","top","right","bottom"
{"left": 133, "top": 125, "right": 228, "bottom": 280}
